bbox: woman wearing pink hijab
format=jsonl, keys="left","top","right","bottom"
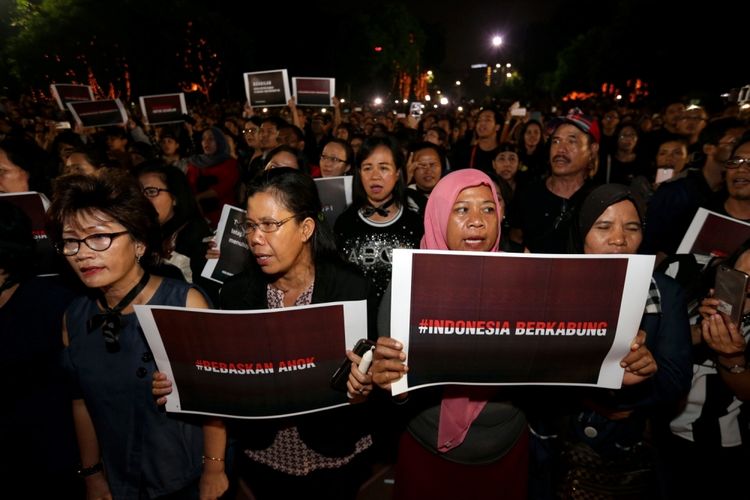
{"left": 372, "top": 169, "right": 528, "bottom": 500}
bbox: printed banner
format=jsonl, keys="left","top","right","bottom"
{"left": 139, "top": 93, "right": 187, "bottom": 125}
{"left": 677, "top": 208, "right": 750, "bottom": 257}
{"left": 389, "top": 250, "right": 655, "bottom": 395}
{"left": 0, "top": 192, "right": 58, "bottom": 276}
{"left": 50, "top": 83, "right": 94, "bottom": 111}
{"left": 66, "top": 99, "right": 128, "bottom": 128}
{"left": 292, "top": 77, "right": 335, "bottom": 107}
{"left": 314, "top": 176, "right": 353, "bottom": 228}
{"left": 134, "top": 300, "right": 369, "bottom": 418}
{"left": 201, "top": 204, "right": 249, "bottom": 284}
{"left": 244, "top": 69, "right": 291, "bottom": 107}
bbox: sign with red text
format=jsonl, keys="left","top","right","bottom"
{"left": 389, "top": 250, "right": 655, "bottom": 395}
{"left": 139, "top": 93, "right": 187, "bottom": 125}
{"left": 134, "top": 301, "right": 368, "bottom": 418}
{"left": 244, "top": 69, "right": 291, "bottom": 107}
{"left": 0, "top": 191, "right": 59, "bottom": 276}
{"left": 677, "top": 208, "right": 750, "bottom": 257}
{"left": 66, "top": 99, "right": 128, "bottom": 128}
{"left": 292, "top": 77, "right": 335, "bottom": 107}
{"left": 50, "top": 83, "right": 94, "bottom": 111}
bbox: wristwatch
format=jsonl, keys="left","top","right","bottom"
{"left": 717, "top": 362, "right": 747, "bottom": 374}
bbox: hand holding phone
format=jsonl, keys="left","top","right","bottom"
{"left": 714, "top": 265, "right": 749, "bottom": 327}
{"left": 330, "top": 339, "right": 375, "bottom": 392}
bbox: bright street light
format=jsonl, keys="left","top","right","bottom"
{"left": 492, "top": 35, "right": 503, "bottom": 47}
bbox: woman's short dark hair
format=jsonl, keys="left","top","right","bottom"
{"left": 352, "top": 135, "right": 406, "bottom": 209}
{"left": 264, "top": 144, "right": 305, "bottom": 170}
{"left": 246, "top": 167, "right": 338, "bottom": 262}
{"left": 0, "top": 137, "right": 54, "bottom": 195}
{"left": 135, "top": 160, "right": 202, "bottom": 236}
{"left": 0, "top": 201, "right": 35, "bottom": 284}
{"left": 47, "top": 169, "right": 162, "bottom": 264}
{"left": 323, "top": 137, "right": 355, "bottom": 167}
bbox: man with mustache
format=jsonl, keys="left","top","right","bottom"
{"left": 508, "top": 109, "right": 599, "bottom": 253}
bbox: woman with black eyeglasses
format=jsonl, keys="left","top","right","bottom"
{"left": 137, "top": 161, "right": 219, "bottom": 303}
{"left": 152, "top": 168, "right": 379, "bottom": 499}
{"left": 47, "top": 169, "right": 223, "bottom": 500}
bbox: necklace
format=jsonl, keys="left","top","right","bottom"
{"left": 87, "top": 272, "right": 150, "bottom": 353}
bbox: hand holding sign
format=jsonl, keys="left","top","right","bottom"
{"left": 620, "top": 330, "right": 657, "bottom": 386}
{"left": 372, "top": 337, "right": 409, "bottom": 393}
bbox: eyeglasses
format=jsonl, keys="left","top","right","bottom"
{"left": 414, "top": 162, "right": 440, "bottom": 171}
{"left": 320, "top": 154, "right": 347, "bottom": 165}
{"left": 726, "top": 157, "right": 750, "bottom": 169}
{"left": 58, "top": 231, "right": 129, "bottom": 256}
{"left": 243, "top": 215, "right": 296, "bottom": 234}
{"left": 242, "top": 128, "right": 258, "bottom": 135}
{"left": 142, "top": 186, "right": 170, "bottom": 198}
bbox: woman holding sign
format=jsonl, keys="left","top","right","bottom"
{"left": 371, "top": 169, "right": 530, "bottom": 499}
{"left": 528, "top": 183, "right": 692, "bottom": 499}
{"left": 154, "top": 168, "right": 379, "bottom": 499}
{"left": 47, "top": 170, "right": 224, "bottom": 500}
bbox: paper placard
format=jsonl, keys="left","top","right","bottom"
{"left": 50, "top": 84, "right": 94, "bottom": 111}
{"left": 314, "top": 176, "right": 353, "bottom": 228}
{"left": 139, "top": 93, "right": 187, "bottom": 125}
{"left": 200, "top": 204, "right": 249, "bottom": 284}
{"left": 135, "top": 300, "right": 368, "bottom": 419}
{"left": 388, "top": 250, "right": 655, "bottom": 395}
{"left": 292, "top": 77, "right": 335, "bottom": 107}
{"left": 244, "top": 69, "right": 291, "bottom": 107}
{"left": 676, "top": 208, "right": 750, "bottom": 257}
{"left": 66, "top": 99, "right": 128, "bottom": 128}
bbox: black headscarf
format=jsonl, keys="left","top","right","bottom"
{"left": 188, "top": 126, "right": 232, "bottom": 169}
{"left": 569, "top": 183, "right": 644, "bottom": 253}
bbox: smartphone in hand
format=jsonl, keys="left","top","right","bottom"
{"left": 330, "top": 338, "right": 375, "bottom": 392}
{"left": 714, "top": 265, "right": 750, "bottom": 327}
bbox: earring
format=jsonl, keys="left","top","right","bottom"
{"left": 136, "top": 253, "right": 142, "bottom": 263}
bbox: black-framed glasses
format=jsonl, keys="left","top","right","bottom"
{"left": 142, "top": 186, "right": 170, "bottom": 198}
{"left": 58, "top": 231, "right": 129, "bottom": 256}
{"left": 320, "top": 154, "right": 347, "bottom": 165}
{"left": 242, "top": 128, "right": 258, "bottom": 135}
{"left": 243, "top": 215, "right": 297, "bottom": 234}
{"left": 726, "top": 157, "right": 750, "bottom": 169}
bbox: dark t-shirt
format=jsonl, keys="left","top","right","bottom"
{"left": 510, "top": 179, "right": 594, "bottom": 253}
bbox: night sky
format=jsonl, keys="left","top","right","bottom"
{"left": 0, "top": 0, "right": 748, "bottom": 107}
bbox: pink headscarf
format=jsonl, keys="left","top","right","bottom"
{"left": 420, "top": 169, "right": 502, "bottom": 251}
{"left": 418, "top": 169, "right": 502, "bottom": 453}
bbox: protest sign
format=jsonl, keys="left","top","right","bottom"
{"left": 389, "top": 250, "right": 655, "bottom": 395}
{"left": 135, "top": 300, "right": 369, "bottom": 418}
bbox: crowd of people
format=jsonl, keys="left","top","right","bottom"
{"left": 2, "top": 89, "right": 750, "bottom": 499}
